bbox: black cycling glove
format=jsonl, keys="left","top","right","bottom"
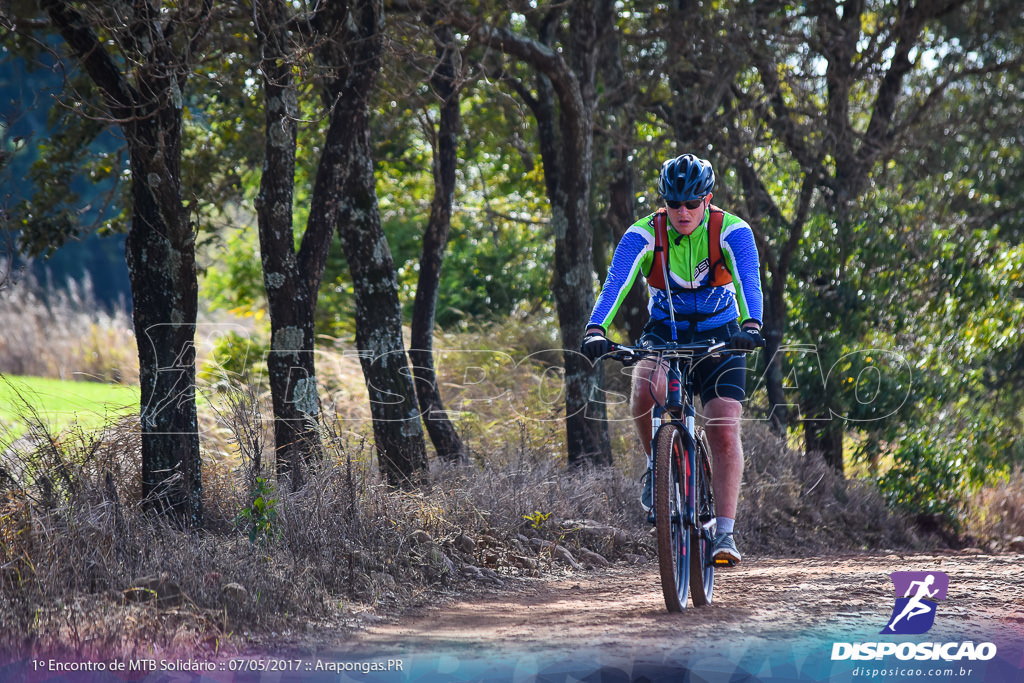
{"left": 580, "top": 332, "right": 614, "bottom": 361}
{"left": 730, "top": 328, "right": 765, "bottom": 351}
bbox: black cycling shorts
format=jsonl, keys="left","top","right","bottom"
{"left": 639, "top": 320, "right": 747, "bottom": 404}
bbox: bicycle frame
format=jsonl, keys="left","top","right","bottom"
{"left": 606, "top": 336, "right": 753, "bottom": 611}
{"left": 649, "top": 350, "right": 702, "bottom": 531}
{"left": 638, "top": 340, "right": 726, "bottom": 525}
{"left": 608, "top": 338, "right": 734, "bottom": 611}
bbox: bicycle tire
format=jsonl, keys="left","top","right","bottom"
{"left": 654, "top": 423, "right": 689, "bottom": 612}
{"left": 689, "top": 429, "right": 716, "bottom": 606}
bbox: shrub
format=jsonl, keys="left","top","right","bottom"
{"left": 964, "top": 468, "right": 1024, "bottom": 550}
{"left": 198, "top": 330, "right": 270, "bottom": 385}
{"left": 739, "top": 421, "right": 919, "bottom": 555}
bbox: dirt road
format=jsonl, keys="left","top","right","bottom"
{"left": 331, "top": 551, "right": 1024, "bottom": 681}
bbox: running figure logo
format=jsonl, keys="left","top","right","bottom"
{"left": 881, "top": 571, "right": 949, "bottom": 635}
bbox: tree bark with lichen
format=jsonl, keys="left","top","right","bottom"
{"left": 254, "top": 0, "right": 329, "bottom": 489}
{"left": 42, "top": 0, "right": 211, "bottom": 525}
{"left": 315, "top": 0, "right": 428, "bottom": 485}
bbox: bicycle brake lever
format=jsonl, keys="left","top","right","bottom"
{"left": 707, "top": 339, "right": 727, "bottom": 356}
{"left": 609, "top": 344, "right": 636, "bottom": 366}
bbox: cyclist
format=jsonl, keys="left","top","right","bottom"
{"left": 580, "top": 153, "right": 764, "bottom": 566}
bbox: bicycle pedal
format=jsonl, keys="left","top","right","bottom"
{"left": 713, "top": 557, "right": 738, "bottom": 567}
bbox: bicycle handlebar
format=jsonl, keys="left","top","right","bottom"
{"left": 604, "top": 339, "right": 752, "bottom": 366}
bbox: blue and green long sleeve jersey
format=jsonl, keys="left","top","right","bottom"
{"left": 588, "top": 208, "right": 764, "bottom": 335}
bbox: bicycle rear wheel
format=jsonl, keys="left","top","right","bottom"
{"left": 689, "top": 429, "right": 716, "bottom": 606}
{"left": 654, "top": 424, "right": 690, "bottom": 612}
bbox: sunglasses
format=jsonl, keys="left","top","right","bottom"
{"left": 665, "top": 197, "right": 705, "bottom": 210}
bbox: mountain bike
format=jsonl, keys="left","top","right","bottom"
{"left": 607, "top": 338, "right": 749, "bottom": 612}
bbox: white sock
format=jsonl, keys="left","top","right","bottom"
{"left": 716, "top": 517, "right": 735, "bottom": 534}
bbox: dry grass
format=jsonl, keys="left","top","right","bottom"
{"left": 739, "top": 421, "right": 920, "bottom": 555}
{"left": 0, "top": 406, "right": 649, "bottom": 660}
{"left": 964, "top": 468, "right": 1024, "bottom": 550}
{"left": 0, "top": 275, "right": 137, "bottom": 384}
{"left": 0, "top": 380, "right": 930, "bottom": 660}
{"left": 1, "top": 290, "right": 1019, "bottom": 659}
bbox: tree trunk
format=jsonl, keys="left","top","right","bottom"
{"left": 320, "top": 0, "right": 428, "bottom": 485}
{"left": 552, "top": 149, "right": 610, "bottom": 467}
{"left": 762, "top": 270, "right": 790, "bottom": 433}
{"left": 128, "top": 140, "right": 202, "bottom": 524}
{"left": 733, "top": 158, "right": 818, "bottom": 437}
{"left": 44, "top": 0, "right": 207, "bottom": 526}
{"left": 595, "top": 21, "right": 646, "bottom": 344}
{"left": 255, "top": 0, "right": 327, "bottom": 489}
{"left": 554, "top": 2, "right": 609, "bottom": 467}
{"left": 804, "top": 417, "right": 845, "bottom": 475}
{"left": 452, "top": 0, "right": 613, "bottom": 467}
{"left": 339, "top": 160, "right": 430, "bottom": 484}
{"left": 603, "top": 140, "right": 647, "bottom": 344}
{"left": 410, "top": 21, "right": 468, "bottom": 464}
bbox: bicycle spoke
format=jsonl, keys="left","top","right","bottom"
{"left": 655, "top": 424, "right": 690, "bottom": 612}
{"left": 689, "top": 431, "right": 716, "bottom": 606}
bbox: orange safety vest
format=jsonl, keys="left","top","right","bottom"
{"left": 646, "top": 206, "right": 732, "bottom": 290}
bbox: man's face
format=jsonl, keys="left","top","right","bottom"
{"left": 664, "top": 194, "right": 710, "bottom": 235}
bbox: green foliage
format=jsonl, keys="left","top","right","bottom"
{"left": 235, "top": 476, "right": 280, "bottom": 545}
{"left": 201, "top": 79, "right": 556, "bottom": 335}
{"left": 7, "top": 64, "right": 126, "bottom": 257}
{"left": 783, "top": 171, "right": 1024, "bottom": 527}
{"left": 433, "top": 218, "right": 552, "bottom": 329}
{"left": 864, "top": 83, "right": 1024, "bottom": 525}
{"left": 6, "top": 0, "right": 1023, "bottom": 537}
{"left": 199, "top": 331, "right": 269, "bottom": 385}
{"left": 878, "top": 408, "right": 1012, "bottom": 533}
{"left": 879, "top": 434, "right": 964, "bottom": 527}
{"left": 200, "top": 224, "right": 267, "bottom": 319}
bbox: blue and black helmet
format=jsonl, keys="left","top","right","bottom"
{"left": 658, "top": 154, "right": 715, "bottom": 201}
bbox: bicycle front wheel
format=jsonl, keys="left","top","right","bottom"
{"left": 654, "top": 424, "right": 690, "bottom": 612}
{"left": 688, "top": 429, "right": 716, "bottom": 606}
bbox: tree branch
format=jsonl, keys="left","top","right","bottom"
{"left": 451, "top": 10, "right": 583, "bottom": 122}
{"left": 40, "top": 0, "right": 137, "bottom": 119}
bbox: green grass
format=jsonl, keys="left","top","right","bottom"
{"left": 0, "top": 375, "right": 139, "bottom": 442}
